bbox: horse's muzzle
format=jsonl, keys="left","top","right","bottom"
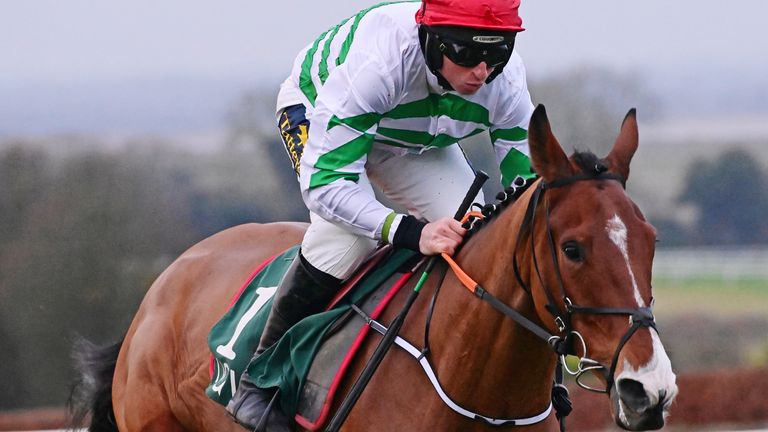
{"left": 610, "top": 377, "right": 670, "bottom": 431}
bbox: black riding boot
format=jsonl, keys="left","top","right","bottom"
{"left": 226, "top": 252, "right": 341, "bottom": 431}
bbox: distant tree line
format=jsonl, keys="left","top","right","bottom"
{"left": 668, "top": 147, "right": 768, "bottom": 245}
{"left": 0, "top": 141, "right": 305, "bottom": 409}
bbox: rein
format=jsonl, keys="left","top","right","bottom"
{"left": 445, "top": 171, "right": 659, "bottom": 398}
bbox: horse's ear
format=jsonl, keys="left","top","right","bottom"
{"left": 605, "top": 108, "right": 639, "bottom": 181}
{"left": 528, "top": 104, "right": 571, "bottom": 181}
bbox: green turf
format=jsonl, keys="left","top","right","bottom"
{"left": 652, "top": 276, "right": 768, "bottom": 317}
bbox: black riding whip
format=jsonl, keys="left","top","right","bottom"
{"left": 325, "top": 170, "right": 489, "bottom": 432}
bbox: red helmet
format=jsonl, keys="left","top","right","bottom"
{"left": 415, "top": 0, "right": 525, "bottom": 32}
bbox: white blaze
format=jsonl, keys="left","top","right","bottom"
{"left": 617, "top": 331, "right": 678, "bottom": 415}
{"left": 607, "top": 216, "right": 678, "bottom": 421}
{"left": 605, "top": 214, "right": 644, "bottom": 307}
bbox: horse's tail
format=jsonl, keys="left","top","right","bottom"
{"left": 68, "top": 335, "right": 123, "bottom": 432}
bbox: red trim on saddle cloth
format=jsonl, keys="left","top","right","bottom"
{"left": 208, "top": 253, "right": 280, "bottom": 379}
{"left": 295, "top": 271, "right": 415, "bottom": 431}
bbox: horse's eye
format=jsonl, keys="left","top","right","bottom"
{"left": 561, "top": 241, "right": 583, "bottom": 262}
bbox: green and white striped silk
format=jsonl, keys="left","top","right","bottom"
{"left": 299, "top": 1, "right": 418, "bottom": 105}
{"left": 283, "top": 1, "right": 535, "bottom": 240}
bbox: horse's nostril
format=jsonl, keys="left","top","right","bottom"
{"left": 617, "top": 378, "right": 651, "bottom": 413}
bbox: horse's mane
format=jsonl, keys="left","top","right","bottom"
{"left": 462, "top": 174, "right": 533, "bottom": 238}
{"left": 463, "top": 150, "right": 608, "bottom": 239}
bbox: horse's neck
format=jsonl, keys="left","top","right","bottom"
{"left": 425, "top": 199, "right": 556, "bottom": 416}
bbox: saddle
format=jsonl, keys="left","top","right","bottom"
{"left": 206, "top": 244, "right": 419, "bottom": 429}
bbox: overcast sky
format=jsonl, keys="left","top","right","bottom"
{"left": 1, "top": 1, "right": 767, "bottom": 136}
{"left": 2, "top": 0, "right": 766, "bottom": 84}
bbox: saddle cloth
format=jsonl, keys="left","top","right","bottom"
{"left": 205, "top": 245, "right": 418, "bottom": 429}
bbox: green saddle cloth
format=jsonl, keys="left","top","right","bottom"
{"left": 206, "top": 245, "right": 416, "bottom": 416}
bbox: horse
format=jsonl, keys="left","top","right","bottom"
{"left": 71, "top": 105, "right": 677, "bottom": 431}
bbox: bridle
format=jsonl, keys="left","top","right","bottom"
{"left": 517, "top": 171, "right": 658, "bottom": 393}
{"left": 446, "top": 169, "right": 658, "bottom": 396}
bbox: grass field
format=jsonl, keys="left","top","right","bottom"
{"left": 652, "top": 276, "right": 768, "bottom": 317}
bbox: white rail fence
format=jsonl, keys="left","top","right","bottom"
{"left": 653, "top": 246, "right": 768, "bottom": 279}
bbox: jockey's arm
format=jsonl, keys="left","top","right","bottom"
{"left": 298, "top": 50, "right": 464, "bottom": 256}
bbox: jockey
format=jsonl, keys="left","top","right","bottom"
{"left": 227, "top": 0, "right": 536, "bottom": 428}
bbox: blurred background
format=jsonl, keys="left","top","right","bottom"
{"left": 1, "top": 1, "right": 766, "bottom": 430}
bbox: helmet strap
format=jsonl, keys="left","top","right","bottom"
{"left": 419, "top": 25, "right": 454, "bottom": 91}
{"left": 485, "top": 59, "right": 508, "bottom": 84}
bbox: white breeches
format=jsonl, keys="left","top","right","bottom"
{"left": 301, "top": 145, "right": 484, "bottom": 279}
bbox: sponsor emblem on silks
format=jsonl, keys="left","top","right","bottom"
{"left": 473, "top": 35, "right": 505, "bottom": 43}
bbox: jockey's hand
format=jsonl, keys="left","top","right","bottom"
{"left": 419, "top": 217, "right": 467, "bottom": 256}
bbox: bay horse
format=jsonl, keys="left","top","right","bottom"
{"left": 71, "top": 105, "right": 677, "bottom": 431}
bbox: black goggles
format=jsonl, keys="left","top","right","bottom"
{"left": 435, "top": 34, "right": 514, "bottom": 68}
